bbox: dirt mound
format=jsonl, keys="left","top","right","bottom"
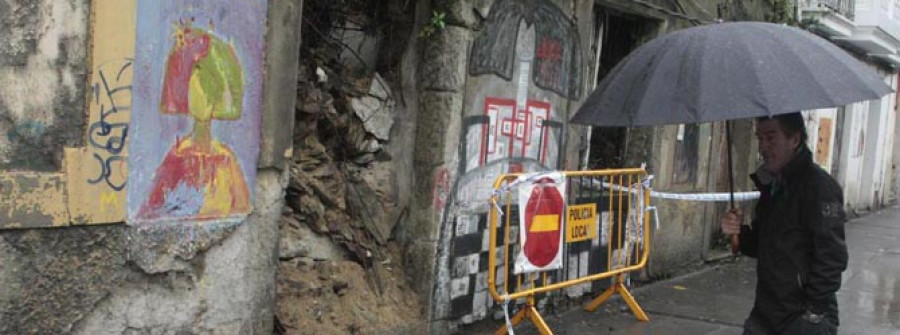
{"left": 276, "top": 244, "right": 424, "bottom": 335}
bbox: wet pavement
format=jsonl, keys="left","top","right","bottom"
{"left": 467, "top": 206, "right": 900, "bottom": 335}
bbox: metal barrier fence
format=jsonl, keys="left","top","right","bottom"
{"left": 487, "top": 169, "right": 652, "bottom": 335}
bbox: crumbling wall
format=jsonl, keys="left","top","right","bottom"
{"left": 0, "top": 170, "right": 283, "bottom": 334}
{"left": 275, "top": 0, "right": 428, "bottom": 333}
{"left": 0, "top": 225, "right": 127, "bottom": 334}
{"left": 73, "top": 170, "right": 283, "bottom": 334}
{"left": 0, "top": 0, "right": 88, "bottom": 172}
{"left": 0, "top": 0, "right": 301, "bottom": 333}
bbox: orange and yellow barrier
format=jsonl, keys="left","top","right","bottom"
{"left": 488, "top": 168, "right": 652, "bottom": 335}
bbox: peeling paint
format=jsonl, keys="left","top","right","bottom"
{"left": 0, "top": 0, "right": 89, "bottom": 171}
{"left": 0, "top": 173, "right": 69, "bottom": 229}
{"left": 0, "top": 1, "right": 42, "bottom": 66}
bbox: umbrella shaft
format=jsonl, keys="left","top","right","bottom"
{"left": 726, "top": 121, "right": 735, "bottom": 208}
{"left": 726, "top": 120, "right": 739, "bottom": 255}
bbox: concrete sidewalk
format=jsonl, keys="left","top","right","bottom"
{"left": 465, "top": 206, "right": 900, "bottom": 335}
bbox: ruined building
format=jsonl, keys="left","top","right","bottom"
{"left": 2, "top": 1, "right": 898, "bottom": 334}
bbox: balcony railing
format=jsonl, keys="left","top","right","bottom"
{"left": 804, "top": 0, "right": 855, "bottom": 20}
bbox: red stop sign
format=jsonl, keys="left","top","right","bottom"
{"left": 523, "top": 178, "right": 564, "bottom": 267}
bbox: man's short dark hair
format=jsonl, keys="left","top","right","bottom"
{"left": 756, "top": 112, "right": 808, "bottom": 146}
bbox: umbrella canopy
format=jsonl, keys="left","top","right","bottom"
{"left": 570, "top": 22, "right": 893, "bottom": 127}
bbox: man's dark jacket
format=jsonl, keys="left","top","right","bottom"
{"left": 740, "top": 146, "right": 848, "bottom": 333}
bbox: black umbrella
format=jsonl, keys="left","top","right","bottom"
{"left": 570, "top": 22, "right": 892, "bottom": 252}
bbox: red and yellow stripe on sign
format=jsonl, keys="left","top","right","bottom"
{"left": 530, "top": 214, "right": 560, "bottom": 232}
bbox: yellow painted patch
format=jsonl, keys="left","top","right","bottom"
{"left": 815, "top": 118, "right": 833, "bottom": 167}
{"left": 65, "top": 0, "right": 136, "bottom": 225}
{"left": 66, "top": 148, "right": 127, "bottom": 224}
{"left": 530, "top": 214, "right": 560, "bottom": 232}
{"left": 179, "top": 140, "right": 251, "bottom": 218}
{"left": 566, "top": 204, "right": 597, "bottom": 242}
{"left": 673, "top": 285, "right": 687, "bottom": 290}
{"left": 0, "top": 173, "right": 69, "bottom": 228}
{"left": 100, "top": 191, "right": 120, "bottom": 208}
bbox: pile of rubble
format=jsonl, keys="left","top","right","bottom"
{"left": 274, "top": 1, "right": 427, "bottom": 332}
{"left": 275, "top": 10, "right": 423, "bottom": 332}
{"left": 283, "top": 68, "right": 396, "bottom": 263}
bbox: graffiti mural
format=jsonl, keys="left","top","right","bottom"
{"left": 480, "top": 97, "right": 555, "bottom": 171}
{"left": 127, "top": 0, "right": 267, "bottom": 224}
{"left": 435, "top": 0, "right": 584, "bottom": 326}
{"left": 469, "top": 0, "right": 582, "bottom": 99}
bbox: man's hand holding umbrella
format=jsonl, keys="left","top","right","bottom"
{"left": 720, "top": 208, "right": 741, "bottom": 254}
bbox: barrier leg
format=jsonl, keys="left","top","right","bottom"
{"left": 584, "top": 285, "right": 616, "bottom": 312}
{"left": 527, "top": 305, "right": 553, "bottom": 335}
{"left": 584, "top": 276, "right": 650, "bottom": 322}
{"left": 494, "top": 297, "right": 555, "bottom": 335}
{"left": 618, "top": 283, "right": 650, "bottom": 322}
{"left": 494, "top": 307, "right": 527, "bottom": 335}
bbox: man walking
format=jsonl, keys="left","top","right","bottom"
{"left": 721, "top": 112, "right": 848, "bottom": 334}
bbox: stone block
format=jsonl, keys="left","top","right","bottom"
{"left": 0, "top": 225, "right": 127, "bottom": 334}
{"left": 421, "top": 26, "right": 472, "bottom": 92}
{"left": 415, "top": 91, "right": 463, "bottom": 165}
{"left": 435, "top": 0, "right": 479, "bottom": 28}
{"left": 410, "top": 210, "right": 442, "bottom": 244}
{"left": 473, "top": 0, "right": 496, "bottom": 19}
{"left": 279, "top": 215, "right": 346, "bottom": 261}
{"left": 259, "top": 0, "right": 303, "bottom": 169}
{"left": 345, "top": 178, "right": 392, "bottom": 244}
{"left": 404, "top": 241, "right": 437, "bottom": 296}
{"left": 350, "top": 73, "right": 395, "bottom": 141}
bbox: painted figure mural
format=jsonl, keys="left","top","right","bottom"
{"left": 138, "top": 22, "right": 250, "bottom": 219}
{"left": 127, "top": 1, "right": 267, "bottom": 224}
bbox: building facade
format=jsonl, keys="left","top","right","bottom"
{"left": 801, "top": 0, "right": 900, "bottom": 211}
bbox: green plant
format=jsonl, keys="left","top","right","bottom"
{"left": 418, "top": 10, "right": 446, "bottom": 38}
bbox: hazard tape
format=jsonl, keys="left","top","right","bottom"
{"left": 491, "top": 173, "right": 760, "bottom": 220}
{"left": 587, "top": 178, "right": 761, "bottom": 203}
{"left": 491, "top": 172, "right": 569, "bottom": 217}
{"left": 649, "top": 190, "right": 760, "bottom": 202}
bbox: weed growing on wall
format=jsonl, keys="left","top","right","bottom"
{"left": 418, "top": 11, "right": 446, "bottom": 38}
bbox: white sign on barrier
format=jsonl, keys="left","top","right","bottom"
{"left": 514, "top": 172, "right": 566, "bottom": 274}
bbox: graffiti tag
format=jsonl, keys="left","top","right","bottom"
{"left": 433, "top": 168, "right": 451, "bottom": 212}
{"left": 535, "top": 37, "right": 563, "bottom": 87}
{"left": 87, "top": 60, "right": 132, "bottom": 191}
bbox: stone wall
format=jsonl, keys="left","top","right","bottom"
{"left": 0, "top": 170, "right": 283, "bottom": 334}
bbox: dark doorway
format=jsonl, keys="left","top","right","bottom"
{"left": 587, "top": 10, "right": 657, "bottom": 169}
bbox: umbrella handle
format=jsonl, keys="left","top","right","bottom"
{"left": 730, "top": 234, "right": 739, "bottom": 255}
